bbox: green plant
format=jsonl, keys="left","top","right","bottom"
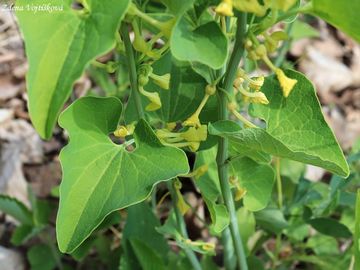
{"left": 6, "top": 0, "right": 360, "bottom": 269}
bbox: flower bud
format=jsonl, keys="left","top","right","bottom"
{"left": 114, "top": 126, "right": 129, "bottom": 138}
{"left": 205, "top": 84, "right": 216, "bottom": 96}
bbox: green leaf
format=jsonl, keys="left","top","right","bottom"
{"left": 11, "top": 225, "right": 36, "bottom": 246}
{"left": 308, "top": 218, "right": 352, "bottom": 238}
{"left": 27, "top": 244, "right": 58, "bottom": 270}
{"left": 195, "top": 147, "right": 274, "bottom": 227}
{"left": 229, "top": 157, "right": 275, "bottom": 211}
{"left": 122, "top": 203, "right": 170, "bottom": 270}
{"left": 130, "top": 239, "right": 166, "bottom": 270}
{"left": 16, "top": 0, "right": 130, "bottom": 138}
{"left": 237, "top": 207, "right": 255, "bottom": 254}
{"left": 161, "top": 0, "right": 195, "bottom": 16}
{"left": 309, "top": 0, "right": 360, "bottom": 43}
{"left": 171, "top": 18, "right": 228, "bottom": 69}
{"left": 194, "top": 148, "right": 230, "bottom": 234}
{"left": 306, "top": 235, "right": 339, "bottom": 255}
{"left": 210, "top": 70, "right": 349, "bottom": 177}
{"left": 56, "top": 96, "right": 189, "bottom": 253}
{"left": 0, "top": 194, "right": 33, "bottom": 225}
{"left": 155, "top": 55, "right": 208, "bottom": 122}
{"left": 254, "top": 207, "right": 288, "bottom": 234}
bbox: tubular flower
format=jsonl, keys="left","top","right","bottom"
{"left": 156, "top": 125, "right": 208, "bottom": 152}
{"left": 215, "top": 0, "right": 234, "bottom": 16}
{"left": 275, "top": 68, "right": 297, "bottom": 97}
{"left": 180, "top": 125, "right": 208, "bottom": 142}
{"left": 114, "top": 126, "right": 129, "bottom": 138}
{"left": 166, "top": 122, "right": 177, "bottom": 131}
{"left": 181, "top": 164, "right": 209, "bottom": 179}
{"left": 233, "top": 0, "right": 268, "bottom": 17}
{"left": 150, "top": 72, "right": 171, "bottom": 90}
{"left": 183, "top": 85, "right": 216, "bottom": 128}
{"left": 235, "top": 187, "right": 247, "bottom": 201}
{"left": 265, "top": 0, "right": 298, "bottom": 11}
{"left": 254, "top": 44, "right": 298, "bottom": 97}
{"left": 139, "top": 86, "right": 162, "bottom": 111}
{"left": 229, "top": 176, "right": 248, "bottom": 201}
{"left": 236, "top": 68, "right": 265, "bottom": 91}
{"left": 174, "top": 180, "right": 190, "bottom": 215}
{"left": 227, "top": 101, "right": 258, "bottom": 129}
{"left": 249, "top": 76, "right": 265, "bottom": 91}
{"left": 182, "top": 238, "right": 216, "bottom": 253}
{"left": 236, "top": 85, "right": 269, "bottom": 105}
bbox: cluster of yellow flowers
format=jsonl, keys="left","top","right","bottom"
{"left": 215, "top": 0, "right": 298, "bottom": 17}
{"left": 245, "top": 40, "right": 297, "bottom": 98}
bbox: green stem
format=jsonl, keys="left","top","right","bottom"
{"left": 120, "top": 23, "right": 144, "bottom": 119}
{"left": 167, "top": 181, "right": 202, "bottom": 270}
{"left": 217, "top": 13, "right": 248, "bottom": 270}
{"left": 275, "top": 158, "right": 283, "bottom": 209}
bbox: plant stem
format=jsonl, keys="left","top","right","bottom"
{"left": 167, "top": 181, "right": 202, "bottom": 270}
{"left": 275, "top": 158, "right": 283, "bottom": 209}
{"left": 216, "top": 13, "right": 248, "bottom": 270}
{"left": 120, "top": 22, "right": 144, "bottom": 119}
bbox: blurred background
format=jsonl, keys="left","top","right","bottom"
{"left": 0, "top": 6, "right": 359, "bottom": 270}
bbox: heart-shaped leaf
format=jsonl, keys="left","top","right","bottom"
{"left": 171, "top": 18, "right": 228, "bottom": 69}
{"left": 57, "top": 96, "right": 189, "bottom": 253}
{"left": 210, "top": 70, "right": 349, "bottom": 177}
{"left": 16, "top": 0, "right": 130, "bottom": 138}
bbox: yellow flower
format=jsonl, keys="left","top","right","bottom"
{"left": 139, "top": 86, "right": 162, "bottom": 111}
{"left": 193, "top": 165, "right": 208, "bottom": 179}
{"left": 202, "top": 242, "right": 216, "bottom": 252}
{"left": 249, "top": 91, "right": 269, "bottom": 105}
{"left": 234, "top": 187, "right": 247, "bottom": 201}
{"left": 174, "top": 179, "right": 190, "bottom": 215}
{"left": 275, "top": 69, "right": 297, "bottom": 97}
{"left": 249, "top": 76, "right": 265, "bottom": 91}
{"left": 183, "top": 113, "right": 201, "bottom": 128}
{"left": 215, "top": 0, "right": 234, "bottom": 16}
{"left": 150, "top": 73, "right": 171, "bottom": 90}
{"left": 166, "top": 122, "right": 177, "bottom": 131}
{"left": 267, "top": 0, "right": 297, "bottom": 11}
{"left": 237, "top": 86, "right": 269, "bottom": 105}
{"left": 181, "top": 125, "right": 208, "bottom": 142}
{"left": 114, "top": 126, "right": 129, "bottom": 138}
{"left": 233, "top": 0, "right": 267, "bottom": 16}
{"left": 188, "top": 141, "right": 201, "bottom": 152}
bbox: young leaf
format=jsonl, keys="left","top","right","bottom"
{"left": 309, "top": 0, "right": 360, "bottom": 43}
{"left": 171, "top": 18, "right": 228, "bottom": 69}
{"left": 16, "top": 0, "right": 130, "bottom": 138}
{"left": 0, "top": 194, "right": 33, "bottom": 225}
{"left": 56, "top": 97, "right": 189, "bottom": 253}
{"left": 210, "top": 70, "right": 349, "bottom": 177}
{"left": 194, "top": 148, "right": 230, "bottom": 234}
